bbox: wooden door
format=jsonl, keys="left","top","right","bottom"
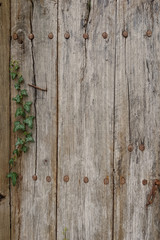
{"left": 1, "top": 0, "right": 160, "bottom": 239}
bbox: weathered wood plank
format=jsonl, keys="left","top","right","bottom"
{"left": 11, "top": 1, "right": 57, "bottom": 239}
{"left": 0, "top": 1, "right": 10, "bottom": 239}
{"left": 57, "top": 0, "right": 115, "bottom": 239}
{"left": 114, "top": 0, "right": 160, "bottom": 239}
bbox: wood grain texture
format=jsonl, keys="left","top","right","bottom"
{"left": 0, "top": 1, "right": 10, "bottom": 240}
{"left": 11, "top": 0, "right": 57, "bottom": 239}
{"left": 114, "top": 0, "right": 160, "bottom": 239}
{"left": 57, "top": 0, "right": 116, "bottom": 239}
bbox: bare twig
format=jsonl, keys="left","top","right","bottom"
{"left": 28, "top": 83, "right": 47, "bottom": 92}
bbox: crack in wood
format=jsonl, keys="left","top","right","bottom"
{"left": 30, "top": 0, "right": 38, "bottom": 178}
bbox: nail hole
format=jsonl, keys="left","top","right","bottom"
{"left": 0, "top": 193, "right": 5, "bottom": 201}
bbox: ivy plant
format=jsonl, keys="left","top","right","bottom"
{"left": 7, "top": 59, "right": 35, "bottom": 186}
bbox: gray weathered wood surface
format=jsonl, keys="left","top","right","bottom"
{"left": 114, "top": 0, "right": 160, "bottom": 239}
{"left": 0, "top": 0, "right": 160, "bottom": 239}
{"left": 11, "top": 0, "right": 57, "bottom": 239}
{"left": 0, "top": 1, "right": 10, "bottom": 240}
{"left": 57, "top": 0, "right": 115, "bottom": 239}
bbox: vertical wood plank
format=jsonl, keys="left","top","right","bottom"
{"left": 57, "top": 0, "right": 115, "bottom": 239}
{"left": 11, "top": 1, "right": 57, "bottom": 239}
{"left": 114, "top": 0, "right": 160, "bottom": 239}
{"left": 0, "top": 1, "right": 10, "bottom": 240}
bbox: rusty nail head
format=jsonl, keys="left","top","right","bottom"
{"left": 146, "top": 30, "right": 152, "bottom": 37}
{"left": 48, "top": 32, "right": 54, "bottom": 39}
{"left": 64, "top": 175, "right": 69, "bottom": 182}
{"left": 122, "top": 30, "right": 128, "bottom": 38}
{"left": 142, "top": 179, "right": 147, "bottom": 185}
{"left": 120, "top": 177, "right": 126, "bottom": 185}
{"left": 13, "top": 33, "right": 18, "bottom": 40}
{"left": 139, "top": 144, "right": 145, "bottom": 151}
{"left": 102, "top": 32, "right": 108, "bottom": 39}
{"left": 84, "top": 177, "right": 89, "bottom": 183}
{"left": 128, "top": 144, "right": 133, "bottom": 152}
{"left": 64, "top": 32, "right": 70, "bottom": 39}
{"left": 19, "top": 175, "right": 23, "bottom": 181}
{"left": 28, "top": 33, "right": 34, "bottom": 40}
{"left": 104, "top": 177, "right": 109, "bottom": 185}
{"left": 32, "top": 175, "right": 37, "bottom": 181}
{"left": 46, "top": 176, "right": 51, "bottom": 182}
{"left": 83, "top": 33, "right": 89, "bottom": 39}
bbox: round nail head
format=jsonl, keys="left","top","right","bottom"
{"left": 122, "top": 30, "right": 128, "bottom": 38}
{"left": 142, "top": 179, "right": 147, "bottom": 185}
{"left": 48, "top": 32, "right": 54, "bottom": 39}
{"left": 120, "top": 177, "right": 126, "bottom": 185}
{"left": 28, "top": 33, "right": 34, "bottom": 40}
{"left": 46, "top": 176, "right": 51, "bottom": 182}
{"left": 128, "top": 144, "right": 133, "bottom": 152}
{"left": 64, "top": 175, "right": 69, "bottom": 182}
{"left": 139, "top": 144, "right": 145, "bottom": 151}
{"left": 146, "top": 30, "right": 152, "bottom": 37}
{"left": 32, "top": 175, "right": 37, "bottom": 181}
{"left": 84, "top": 177, "right": 89, "bottom": 183}
{"left": 83, "top": 33, "right": 89, "bottom": 39}
{"left": 13, "top": 33, "right": 18, "bottom": 40}
{"left": 64, "top": 32, "right": 70, "bottom": 39}
{"left": 104, "top": 177, "right": 109, "bottom": 185}
{"left": 102, "top": 32, "right": 108, "bottom": 39}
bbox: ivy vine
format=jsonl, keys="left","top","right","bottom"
{"left": 7, "top": 60, "right": 35, "bottom": 186}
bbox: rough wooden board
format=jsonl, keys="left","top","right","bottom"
{"left": 0, "top": 1, "right": 10, "bottom": 240}
{"left": 57, "top": 0, "right": 115, "bottom": 239}
{"left": 11, "top": 0, "right": 57, "bottom": 239}
{"left": 114, "top": 0, "right": 160, "bottom": 239}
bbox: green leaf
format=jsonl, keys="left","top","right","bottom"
{"left": 20, "top": 89, "right": 28, "bottom": 96}
{"left": 15, "top": 137, "right": 24, "bottom": 146}
{"left": 13, "top": 149, "right": 19, "bottom": 156}
{"left": 14, "top": 83, "right": 21, "bottom": 90}
{"left": 13, "top": 121, "right": 25, "bottom": 132}
{"left": 10, "top": 72, "right": 17, "bottom": 80}
{"left": 18, "top": 75, "right": 24, "bottom": 84}
{"left": 23, "top": 101, "right": 32, "bottom": 113}
{"left": 12, "top": 94, "right": 22, "bottom": 104}
{"left": 15, "top": 107, "right": 25, "bottom": 118}
{"left": 23, "top": 116, "right": 34, "bottom": 129}
{"left": 25, "top": 133, "right": 34, "bottom": 143}
{"left": 15, "top": 64, "right": 19, "bottom": 70}
{"left": 7, "top": 172, "right": 18, "bottom": 186}
{"left": 21, "top": 145, "right": 29, "bottom": 153}
{"left": 9, "top": 158, "right": 14, "bottom": 165}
